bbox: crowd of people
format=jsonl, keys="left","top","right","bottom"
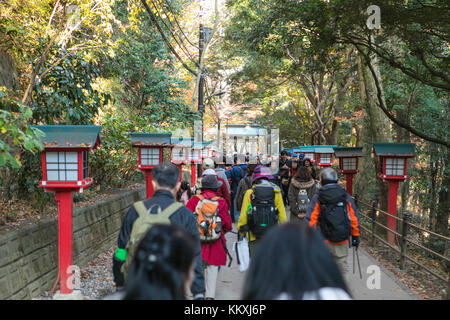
{"left": 108, "top": 150, "right": 360, "bottom": 300}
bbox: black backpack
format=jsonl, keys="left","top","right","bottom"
{"left": 247, "top": 183, "right": 279, "bottom": 238}
{"left": 317, "top": 186, "right": 351, "bottom": 242}
{"left": 297, "top": 189, "right": 310, "bottom": 213}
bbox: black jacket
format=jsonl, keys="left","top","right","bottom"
{"left": 112, "top": 189, "right": 205, "bottom": 297}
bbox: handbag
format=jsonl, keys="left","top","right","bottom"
{"left": 234, "top": 236, "right": 250, "bottom": 272}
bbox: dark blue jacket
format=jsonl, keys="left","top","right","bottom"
{"left": 112, "top": 189, "right": 205, "bottom": 296}
{"left": 226, "top": 164, "right": 247, "bottom": 192}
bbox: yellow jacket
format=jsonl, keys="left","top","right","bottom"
{"left": 237, "top": 180, "right": 287, "bottom": 241}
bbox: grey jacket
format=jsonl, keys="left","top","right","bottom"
{"left": 215, "top": 168, "right": 230, "bottom": 193}
{"left": 288, "top": 178, "right": 319, "bottom": 215}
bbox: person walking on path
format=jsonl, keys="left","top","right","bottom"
{"left": 112, "top": 163, "right": 205, "bottom": 300}
{"left": 276, "top": 150, "right": 291, "bottom": 205}
{"left": 303, "top": 157, "right": 317, "bottom": 180}
{"left": 186, "top": 174, "right": 232, "bottom": 300}
{"left": 226, "top": 155, "right": 247, "bottom": 222}
{"left": 122, "top": 224, "right": 198, "bottom": 300}
{"left": 241, "top": 223, "right": 352, "bottom": 300}
{"left": 212, "top": 158, "right": 231, "bottom": 194}
{"left": 306, "top": 168, "right": 360, "bottom": 274}
{"left": 201, "top": 158, "right": 231, "bottom": 209}
{"left": 288, "top": 166, "right": 319, "bottom": 222}
{"left": 237, "top": 165, "right": 287, "bottom": 256}
{"left": 235, "top": 163, "right": 258, "bottom": 213}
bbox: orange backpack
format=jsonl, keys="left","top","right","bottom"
{"left": 194, "top": 195, "right": 222, "bottom": 243}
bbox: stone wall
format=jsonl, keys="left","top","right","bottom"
{"left": 0, "top": 185, "right": 145, "bottom": 300}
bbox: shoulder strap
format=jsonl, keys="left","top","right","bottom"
{"left": 159, "top": 202, "right": 184, "bottom": 220}
{"left": 133, "top": 201, "right": 148, "bottom": 217}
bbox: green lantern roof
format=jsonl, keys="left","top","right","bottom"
{"left": 171, "top": 136, "right": 193, "bottom": 148}
{"left": 372, "top": 142, "right": 415, "bottom": 157}
{"left": 130, "top": 132, "right": 172, "bottom": 147}
{"left": 296, "top": 146, "right": 315, "bottom": 152}
{"left": 333, "top": 147, "right": 363, "bottom": 157}
{"left": 31, "top": 125, "right": 102, "bottom": 149}
{"left": 314, "top": 145, "right": 336, "bottom": 153}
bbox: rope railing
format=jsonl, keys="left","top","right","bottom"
{"left": 351, "top": 193, "right": 449, "bottom": 299}
{"left": 354, "top": 195, "right": 450, "bottom": 242}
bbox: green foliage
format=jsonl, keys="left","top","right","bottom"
{"left": 0, "top": 88, "right": 45, "bottom": 168}
{"left": 31, "top": 45, "right": 110, "bottom": 125}
{"left": 89, "top": 111, "right": 155, "bottom": 188}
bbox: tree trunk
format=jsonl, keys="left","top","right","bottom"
{"left": 358, "top": 46, "right": 393, "bottom": 223}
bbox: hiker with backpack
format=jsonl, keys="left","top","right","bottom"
{"left": 186, "top": 174, "right": 233, "bottom": 300}
{"left": 226, "top": 154, "right": 247, "bottom": 222}
{"left": 288, "top": 165, "right": 319, "bottom": 222}
{"left": 118, "top": 224, "right": 198, "bottom": 300}
{"left": 237, "top": 165, "right": 287, "bottom": 256}
{"left": 306, "top": 168, "right": 360, "bottom": 274}
{"left": 112, "top": 163, "right": 205, "bottom": 300}
{"left": 235, "top": 163, "right": 258, "bottom": 213}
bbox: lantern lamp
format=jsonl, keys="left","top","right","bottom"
{"left": 130, "top": 132, "right": 173, "bottom": 198}
{"left": 314, "top": 145, "right": 336, "bottom": 167}
{"left": 171, "top": 136, "right": 192, "bottom": 182}
{"left": 333, "top": 147, "right": 363, "bottom": 196}
{"left": 372, "top": 142, "right": 416, "bottom": 245}
{"left": 32, "top": 125, "right": 102, "bottom": 298}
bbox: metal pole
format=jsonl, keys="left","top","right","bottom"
{"left": 400, "top": 210, "right": 410, "bottom": 270}
{"left": 371, "top": 199, "right": 378, "bottom": 247}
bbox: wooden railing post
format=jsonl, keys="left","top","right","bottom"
{"left": 371, "top": 199, "right": 378, "bottom": 247}
{"left": 400, "top": 210, "right": 410, "bottom": 270}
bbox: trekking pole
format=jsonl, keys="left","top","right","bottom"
{"left": 355, "top": 247, "right": 362, "bottom": 279}
{"left": 352, "top": 246, "right": 355, "bottom": 275}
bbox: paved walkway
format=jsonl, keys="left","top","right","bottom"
{"left": 215, "top": 223, "right": 420, "bottom": 300}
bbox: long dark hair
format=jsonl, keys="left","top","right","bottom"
{"left": 124, "top": 224, "right": 197, "bottom": 300}
{"left": 241, "top": 223, "right": 350, "bottom": 300}
{"left": 176, "top": 181, "right": 192, "bottom": 201}
{"left": 294, "top": 165, "right": 312, "bottom": 181}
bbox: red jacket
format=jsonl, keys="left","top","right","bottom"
{"left": 186, "top": 190, "right": 232, "bottom": 266}
{"left": 217, "top": 176, "right": 231, "bottom": 209}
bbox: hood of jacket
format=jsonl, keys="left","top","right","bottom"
{"left": 318, "top": 183, "right": 347, "bottom": 204}
{"left": 254, "top": 179, "right": 281, "bottom": 193}
{"left": 291, "top": 178, "right": 315, "bottom": 190}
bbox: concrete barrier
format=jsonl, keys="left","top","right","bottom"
{"left": 0, "top": 185, "right": 145, "bottom": 300}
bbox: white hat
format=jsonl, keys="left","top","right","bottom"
{"left": 202, "top": 158, "right": 215, "bottom": 169}
{"left": 202, "top": 169, "right": 216, "bottom": 176}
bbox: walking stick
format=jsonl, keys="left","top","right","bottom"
{"left": 355, "top": 247, "right": 362, "bottom": 279}
{"left": 352, "top": 246, "right": 355, "bottom": 275}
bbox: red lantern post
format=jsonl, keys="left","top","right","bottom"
{"left": 171, "top": 136, "right": 191, "bottom": 183}
{"left": 373, "top": 142, "right": 415, "bottom": 245}
{"left": 190, "top": 142, "right": 202, "bottom": 187}
{"left": 130, "top": 133, "right": 173, "bottom": 199}
{"left": 334, "top": 147, "right": 363, "bottom": 196}
{"left": 33, "top": 125, "right": 102, "bottom": 298}
{"left": 314, "top": 146, "right": 336, "bottom": 168}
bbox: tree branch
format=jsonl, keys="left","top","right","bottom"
{"left": 360, "top": 49, "right": 450, "bottom": 148}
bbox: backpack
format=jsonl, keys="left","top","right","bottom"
{"left": 121, "top": 201, "right": 183, "bottom": 283}
{"left": 247, "top": 183, "right": 279, "bottom": 238}
{"left": 193, "top": 195, "right": 222, "bottom": 243}
{"left": 317, "top": 188, "right": 351, "bottom": 243}
{"left": 297, "top": 189, "right": 310, "bottom": 213}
